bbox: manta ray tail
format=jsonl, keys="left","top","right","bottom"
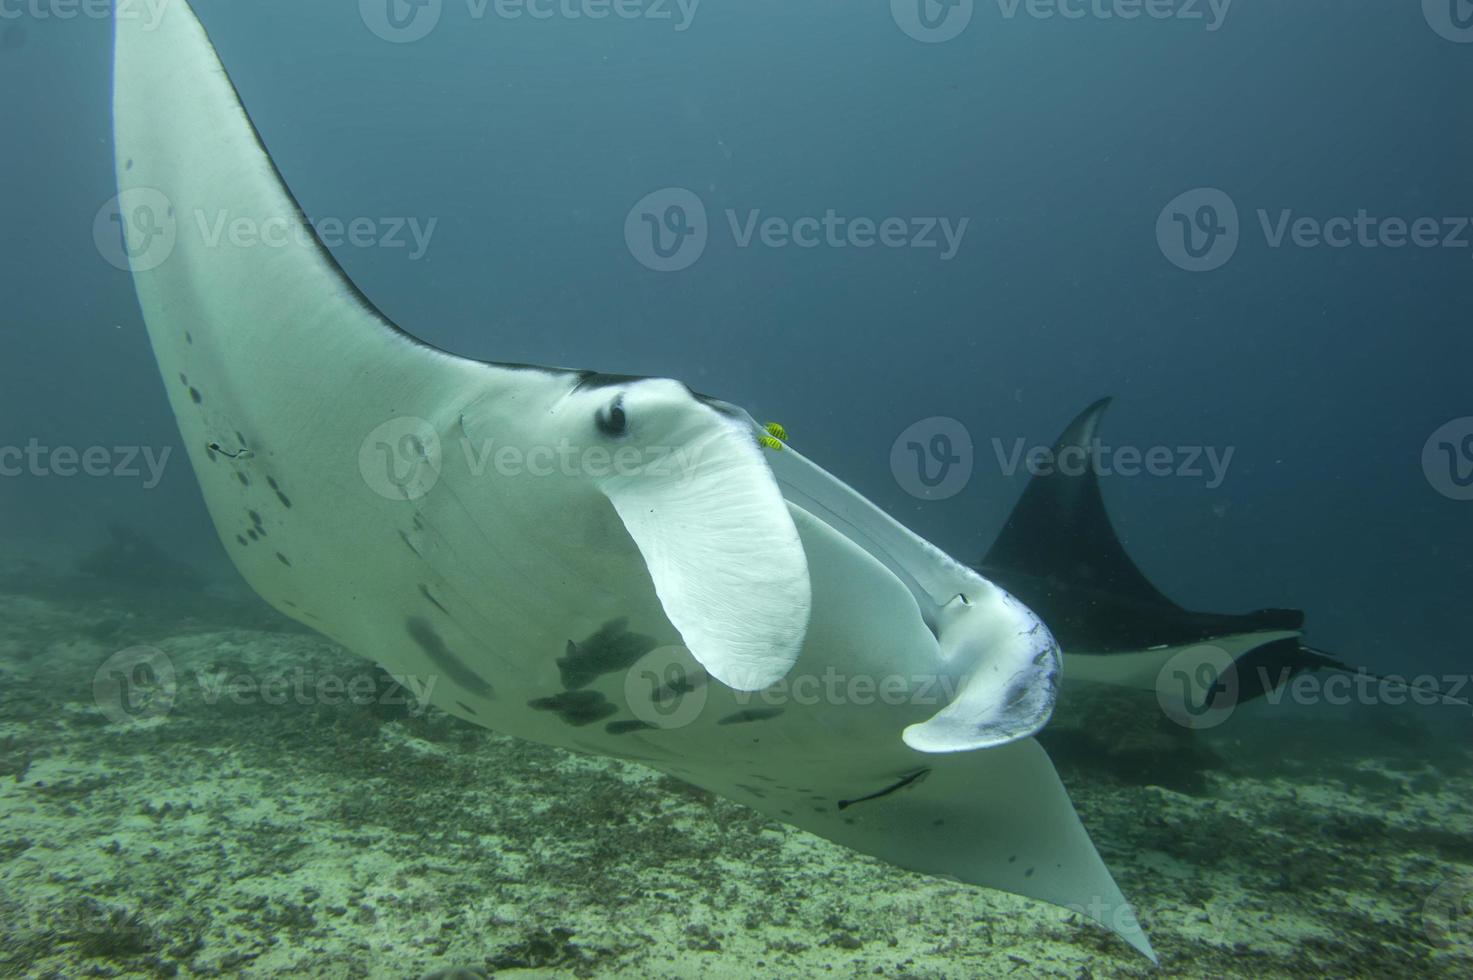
{"left": 1290, "top": 644, "right": 1472, "bottom": 709}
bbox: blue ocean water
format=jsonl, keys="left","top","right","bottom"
{"left": 4, "top": 2, "right": 1469, "bottom": 680}
{"left": 1, "top": 3, "right": 1471, "bottom": 975}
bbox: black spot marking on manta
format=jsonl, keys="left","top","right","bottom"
{"left": 649, "top": 671, "right": 705, "bottom": 705}
{"left": 837, "top": 768, "right": 932, "bottom": 811}
{"left": 125, "top": 158, "right": 133, "bottom": 170}
{"left": 235, "top": 534, "right": 248, "bottom": 547}
{"left": 265, "top": 477, "right": 293, "bottom": 508}
{"left": 248, "top": 510, "right": 263, "bottom": 526}
{"left": 275, "top": 552, "right": 291, "bottom": 567}
{"left": 282, "top": 599, "right": 297, "bottom": 609}
{"left": 455, "top": 701, "right": 477, "bottom": 716}
{"left": 1025, "top": 867, "right": 1035, "bottom": 878}
{"left": 188, "top": 387, "right": 202, "bottom": 404}
{"left": 573, "top": 701, "right": 629, "bottom": 729}
{"left": 418, "top": 584, "right": 448, "bottom": 615}
{"left": 1008, "top": 855, "right": 1017, "bottom": 863}
{"left": 236, "top": 472, "right": 250, "bottom": 486}
{"left": 247, "top": 529, "right": 260, "bottom": 541}
{"left": 185, "top": 331, "right": 193, "bottom": 344}
{"left": 716, "top": 707, "right": 785, "bottom": 726}
{"left": 932, "top": 819, "right": 944, "bottom": 827}
{"left": 405, "top": 617, "right": 494, "bottom": 699}
{"left": 527, "top": 690, "right": 617, "bottom": 727}
{"left": 179, "top": 373, "right": 188, "bottom": 385}
{"left": 605, "top": 719, "right": 657, "bottom": 736}
{"left": 556, "top": 618, "right": 658, "bottom": 690}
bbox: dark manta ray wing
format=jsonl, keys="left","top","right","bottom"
{"left": 979, "top": 398, "right": 1303, "bottom": 653}
{"left": 976, "top": 401, "right": 1473, "bottom": 712}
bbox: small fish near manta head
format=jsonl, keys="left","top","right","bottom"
{"left": 110, "top": 1, "right": 1156, "bottom": 961}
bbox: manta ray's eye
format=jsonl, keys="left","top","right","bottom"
{"left": 596, "top": 396, "right": 628, "bottom": 437}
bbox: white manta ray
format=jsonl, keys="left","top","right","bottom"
{"left": 111, "top": 3, "right": 1153, "bottom": 961}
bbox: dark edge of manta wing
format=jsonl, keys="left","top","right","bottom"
{"left": 188, "top": 10, "right": 570, "bottom": 379}
{"left": 977, "top": 398, "right": 1303, "bottom": 652}
{"left": 195, "top": 14, "right": 754, "bottom": 416}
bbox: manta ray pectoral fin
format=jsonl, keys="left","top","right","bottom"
{"left": 903, "top": 586, "right": 1061, "bottom": 753}
{"left": 593, "top": 385, "right": 812, "bottom": 691}
{"left": 730, "top": 740, "right": 1156, "bottom": 962}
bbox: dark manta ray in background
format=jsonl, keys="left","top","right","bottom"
{"left": 978, "top": 398, "right": 1444, "bottom": 714}
{"left": 112, "top": 1, "right": 1155, "bottom": 961}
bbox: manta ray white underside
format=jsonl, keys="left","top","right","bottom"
{"left": 111, "top": 2, "right": 1154, "bottom": 961}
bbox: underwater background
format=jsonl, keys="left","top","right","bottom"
{"left": 1, "top": 1, "right": 1471, "bottom": 976}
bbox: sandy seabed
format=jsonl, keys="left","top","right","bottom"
{"left": 1, "top": 583, "right": 1470, "bottom": 979}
